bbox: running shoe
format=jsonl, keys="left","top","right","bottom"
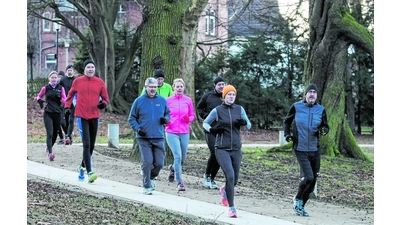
{"left": 77, "top": 165, "right": 85, "bottom": 181}
{"left": 177, "top": 182, "right": 186, "bottom": 191}
{"left": 302, "top": 208, "right": 309, "bottom": 217}
{"left": 228, "top": 207, "right": 237, "bottom": 218}
{"left": 293, "top": 196, "right": 304, "bottom": 216}
{"left": 88, "top": 171, "right": 97, "bottom": 183}
{"left": 220, "top": 185, "right": 229, "bottom": 206}
{"left": 48, "top": 153, "right": 55, "bottom": 161}
{"left": 65, "top": 136, "right": 71, "bottom": 145}
{"left": 203, "top": 175, "right": 211, "bottom": 188}
{"left": 210, "top": 180, "right": 219, "bottom": 189}
{"left": 168, "top": 164, "right": 175, "bottom": 182}
{"left": 143, "top": 187, "right": 153, "bottom": 195}
{"left": 150, "top": 179, "right": 156, "bottom": 191}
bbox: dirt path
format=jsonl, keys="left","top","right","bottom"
{"left": 27, "top": 143, "right": 373, "bottom": 225}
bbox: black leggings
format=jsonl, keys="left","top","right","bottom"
{"left": 204, "top": 131, "right": 220, "bottom": 179}
{"left": 295, "top": 150, "right": 320, "bottom": 206}
{"left": 43, "top": 112, "right": 61, "bottom": 153}
{"left": 79, "top": 118, "right": 99, "bottom": 173}
{"left": 215, "top": 149, "right": 242, "bottom": 207}
{"left": 59, "top": 106, "right": 75, "bottom": 139}
{"left": 66, "top": 106, "right": 75, "bottom": 137}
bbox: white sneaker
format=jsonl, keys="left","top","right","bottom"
{"left": 203, "top": 176, "right": 211, "bottom": 188}
{"left": 143, "top": 187, "right": 153, "bottom": 195}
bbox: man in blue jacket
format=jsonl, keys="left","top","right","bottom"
{"left": 128, "top": 77, "right": 170, "bottom": 195}
{"left": 283, "top": 83, "right": 330, "bottom": 217}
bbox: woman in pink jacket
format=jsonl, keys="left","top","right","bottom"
{"left": 165, "top": 78, "right": 196, "bottom": 191}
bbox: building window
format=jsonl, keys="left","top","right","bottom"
{"left": 46, "top": 54, "right": 57, "bottom": 69}
{"left": 205, "top": 9, "right": 216, "bottom": 36}
{"left": 43, "top": 12, "right": 50, "bottom": 32}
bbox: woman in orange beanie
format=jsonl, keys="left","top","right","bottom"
{"left": 202, "top": 84, "right": 251, "bottom": 218}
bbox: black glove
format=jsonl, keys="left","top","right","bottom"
{"left": 64, "top": 108, "right": 71, "bottom": 115}
{"left": 234, "top": 119, "right": 247, "bottom": 127}
{"left": 210, "top": 125, "right": 225, "bottom": 135}
{"left": 37, "top": 99, "right": 44, "bottom": 109}
{"left": 160, "top": 117, "right": 168, "bottom": 124}
{"left": 97, "top": 101, "right": 106, "bottom": 109}
{"left": 285, "top": 135, "right": 293, "bottom": 142}
{"left": 320, "top": 127, "right": 329, "bottom": 136}
{"left": 138, "top": 128, "right": 147, "bottom": 136}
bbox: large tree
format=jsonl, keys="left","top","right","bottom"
{"left": 130, "top": 0, "right": 210, "bottom": 164}
{"left": 139, "top": 0, "right": 208, "bottom": 100}
{"left": 304, "top": 0, "right": 373, "bottom": 160}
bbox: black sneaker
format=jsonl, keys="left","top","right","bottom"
{"left": 168, "top": 164, "right": 174, "bottom": 182}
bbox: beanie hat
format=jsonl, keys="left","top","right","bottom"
{"left": 66, "top": 65, "right": 74, "bottom": 70}
{"left": 213, "top": 76, "right": 225, "bottom": 85}
{"left": 222, "top": 85, "right": 237, "bottom": 98}
{"left": 58, "top": 71, "right": 65, "bottom": 76}
{"left": 154, "top": 69, "right": 165, "bottom": 78}
{"left": 84, "top": 59, "right": 95, "bottom": 68}
{"left": 305, "top": 83, "right": 318, "bottom": 94}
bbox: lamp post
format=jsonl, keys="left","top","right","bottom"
{"left": 53, "top": 18, "right": 62, "bottom": 71}
{"left": 55, "top": 24, "right": 60, "bottom": 71}
{"left": 64, "top": 39, "right": 70, "bottom": 66}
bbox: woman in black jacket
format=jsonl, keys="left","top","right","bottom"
{"left": 202, "top": 85, "right": 251, "bottom": 218}
{"left": 36, "top": 71, "right": 66, "bottom": 161}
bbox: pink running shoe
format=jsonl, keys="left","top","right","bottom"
{"left": 228, "top": 207, "right": 238, "bottom": 218}
{"left": 220, "top": 185, "right": 229, "bottom": 206}
{"left": 48, "top": 153, "right": 55, "bottom": 161}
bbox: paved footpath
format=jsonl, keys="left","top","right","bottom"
{"left": 27, "top": 160, "right": 301, "bottom": 225}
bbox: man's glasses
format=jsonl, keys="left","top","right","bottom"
{"left": 146, "top": 85, "right": 157, "bottom": 89}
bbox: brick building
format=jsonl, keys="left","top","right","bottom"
{"left": 27, "top": 0, "right": 230, "bottom": 79}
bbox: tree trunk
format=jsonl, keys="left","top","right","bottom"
{"left": 305, "top": 0, "right": 373, "bottom": 160}
{"left": 131, "top": 0, "right": 208, "bottom": 164}
{"left": 345, "top": 59, "right": 356, "bottom": 134}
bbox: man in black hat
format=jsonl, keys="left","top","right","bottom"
{"left": 283, "top": 83, "right": 330, "bottom": 217}
{"left": 196, "top": 76, "right": 226, "bottom": 189}
{"left": 141, "top": 69, "right": 173, "bottom": 98}
{"left": 59, "top": 65, "right": 76, "bottom": 145}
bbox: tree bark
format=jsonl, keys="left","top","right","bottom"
{"left": 305, "top": 0, "right": 373, "bottom": 160}
{"left": 132, "top": 0, "right": 208, "bottom": 164}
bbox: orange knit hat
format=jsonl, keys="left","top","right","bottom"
{"left": 222, "top": 85, "right": 237, "bottom": 98}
